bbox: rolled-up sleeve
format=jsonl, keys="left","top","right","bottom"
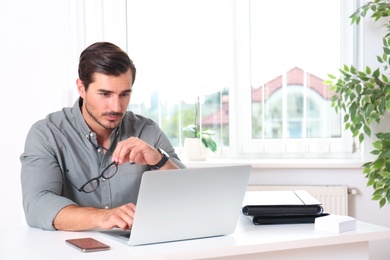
{"left": 20, "top": 123, "right": 75, "bottom": 230}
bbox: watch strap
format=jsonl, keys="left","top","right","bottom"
{"left": 151, "top": 148, "right": 169, "bottom": 169}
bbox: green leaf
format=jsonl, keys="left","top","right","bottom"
{"left": 375, "top": 77, "right": 385, "bottom": 87}
{"left": 377, "top": 132, "right": 390, "bottom": 140}
{"left": 357, "top": 71, "right": 368, "bottom": 79}
{"left": 373, "top": 161, "right": 384, "bottom": 170}
{"left": 363, "top": 95, "right": 372, "bottom": 104}
{"left": 366, "top": 103, "right": 375, "bottom": 117}
{"left": 379, "top": 97, "right": 387, "bottom": 114}
{"left": 367, "top": 178, "right": 376, "bottom": 187}
{"left": 356, "top": 16, "right": 361, "bottom": 25}
{"left": 373, "top": 140, "right": 383, "bottom": 150}
{"left": 369, "top": 111, "right": 380, "bottom": 120}
{"left": 364, "top": 125, "right": 372, "bottom": 136}
{"left": 373, "top": 68, "right": 381, "bottom": 78}
{"left": 324, "top": 80, "right": 333, "bottom": 85}
{"left": 384, "top": 47, "right": 390, "bottom": 55}
{"left": 382, "top": 74, "right": 389, "bottom": 83}
{"left": 183, "top": 124, "right": 197, "bottom": 138}
{"left": 201, "top": 136, "right": 217, "bottom": 152}
{"left": 373, "top": 188, "right": 385, "bottom": 196}
{"left": 371, "top": 149, "right": 381, "bottom": 155}
{"left": 380, "top": 171, "right": 390, "bottom": 178}
{"left": 331, "top": 95, "right": 339, "bottom": 102}
{"left": 380, "top": 197, "right": 386, "bottom": 207}
{"left": 359, "top": 133, "right": 365, "bottom": 143}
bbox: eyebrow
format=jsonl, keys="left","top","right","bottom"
{"left": 97, "top": 89, "right": 132, "bottom": 94}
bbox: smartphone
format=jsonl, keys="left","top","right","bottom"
{"left": 65, "top": 237, "right": 110, "bottom": 253}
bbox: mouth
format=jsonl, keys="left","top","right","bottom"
{"left": 106, "top": 115, "right": 119, "bottom": 121}
{"left": 103, "top": 112, "right": 123, "bottom": 121}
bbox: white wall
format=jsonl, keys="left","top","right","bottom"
{"left": 0, "top": 0, "right": 72, "bottom": 224}
{"left": 0, "top": 1, "right": 389, "bottom": 259}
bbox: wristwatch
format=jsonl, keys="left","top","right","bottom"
{"left": 151, "top": 148, "right": 170, "bottom": 170}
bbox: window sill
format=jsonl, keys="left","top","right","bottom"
{"left": 181, "top": 158, "right": 364, "bottom": 169}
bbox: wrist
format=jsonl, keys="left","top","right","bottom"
{"left": 151, "top": 148, "right": 170, "bottom": 170}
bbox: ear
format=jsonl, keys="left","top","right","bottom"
{"left": 76, "top": 78, "right": 86, "bottom": 99}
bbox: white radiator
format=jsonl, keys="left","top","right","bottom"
{"left": 247, "top": 184, "right": 352, "bottom": 216}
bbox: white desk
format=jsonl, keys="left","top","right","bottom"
{"left": 2, "top": 215, "right": 390, "bottom": 260}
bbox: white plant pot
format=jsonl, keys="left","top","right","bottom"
{"left": 183, "top": 138, "right": 208, "bottom": 161}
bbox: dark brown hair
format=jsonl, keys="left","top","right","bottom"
{"left": 78, "top": 42, "right": 136, "bottom": 90}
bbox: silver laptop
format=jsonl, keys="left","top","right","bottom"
{"left": 100, "top": 165, "right": 251, "bottom": 246}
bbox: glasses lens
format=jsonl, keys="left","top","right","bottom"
{"left": 102, "top": 162, "right": 118, "bottom": 179}
{"left": 82, "top": 179, "right": 99, "bottom": 193}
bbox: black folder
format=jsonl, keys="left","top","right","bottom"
{"left": 242, "top": 204, "right": 324, "bottom": 216}
{"left": 250, "top": 213, "right": 330, "bottom": 225}
{"left": 242, "top": 190, "right": 327, "bottom": 225}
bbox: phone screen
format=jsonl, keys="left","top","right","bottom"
{"left": 66, "top": 237, "right": 110, "bottom": 252}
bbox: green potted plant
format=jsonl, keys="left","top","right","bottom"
{"left": 182, "top": 97, "right": 217, "bottom": 160}
{"left": 182, "top": 124, "right": 217, "bottom": 153}
{"left": 325, "top": 0, "right": 390, "bottom": 207}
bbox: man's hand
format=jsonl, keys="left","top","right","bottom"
{"left": 53, "top": 203, "right": 136, "bottom": 231}
{"left": 112, "top": 137, "right": 161, "bottom": 165}
{"left": 112, "top": 137, "right": 179, "bottom": 170}
{"left": 98, "top": 203, "right": 136, "bottom": 230}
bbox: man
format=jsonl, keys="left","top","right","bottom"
{"left": 20, "top": 42, "right": 186, "bottom": 231}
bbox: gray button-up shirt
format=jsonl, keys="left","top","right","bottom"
{"left": 20, "top": 98, "right": 185, "bottom": 230}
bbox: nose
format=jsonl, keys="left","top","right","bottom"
{"left": 110, "top": 96, "right": 122, "bottom": 112}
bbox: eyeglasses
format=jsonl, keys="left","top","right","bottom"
{"left": 66, "top": 147, "right": 119, "bottom": 193}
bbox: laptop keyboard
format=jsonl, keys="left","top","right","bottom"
{"left": 119, "top": 232, "right": 131, "bottom": 239}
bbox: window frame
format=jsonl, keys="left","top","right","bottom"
{"left": 229, "top": 0, "right": 360, "bottom": 160}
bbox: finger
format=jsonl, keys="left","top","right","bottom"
{"left": 117, "top": 204, "right": 136, "bottom": 230}
{"left": 113, "top": 139, "right": 136, "bottom": 164}
{"left": 111, "top": 142, "right": 123, "bottom": 163}
{"left": 104, "top": 205, "right": 135, "bottom": 230}
{"left": 128, "top": 145, "right": 143, "bottom": 164}
{"left": 111, "top": 215, "right": 130, "bottom": 231}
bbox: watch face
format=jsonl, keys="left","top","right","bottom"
{"left": 158, "top": 148, "right": 170, "bottom": 158}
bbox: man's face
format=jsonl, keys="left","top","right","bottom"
{"left": 77, "top": 70, "right": 133, "bottom": 133}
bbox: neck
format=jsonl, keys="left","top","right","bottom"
{"left": 80, "top": 102, "right": 115, "bottom": 148}
{"left": 97, "top": 134, "right": 111, "bottom": 149}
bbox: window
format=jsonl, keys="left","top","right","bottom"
{"left": 71, "top": 0, "right": 358, "bottom": 160}
{"left": 125, "top": 0, "right": 233, "bottom": 152}
{"left": 237, "top": 0, "right": 357, "bottom": 159}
